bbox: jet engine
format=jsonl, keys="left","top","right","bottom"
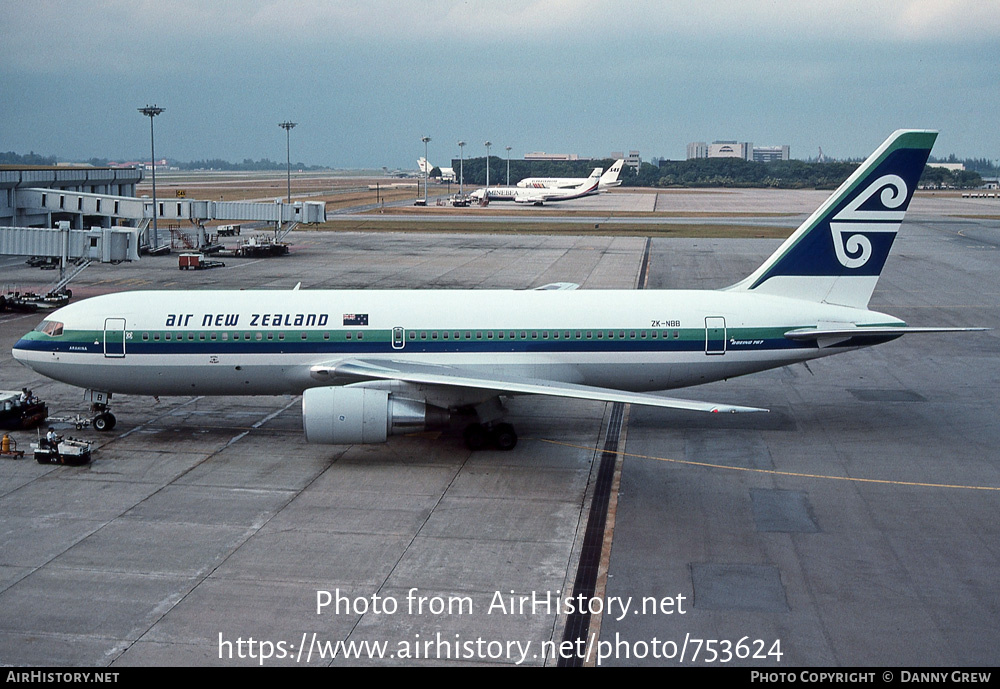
{"left": 302, "top": 386, "right": 450, "bottom": 445}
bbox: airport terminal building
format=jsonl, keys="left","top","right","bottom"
{"left": 1, "top": 166, "right": 143, "bottom": 228}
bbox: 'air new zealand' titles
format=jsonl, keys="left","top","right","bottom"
{"left": 12, "top": 130, "right": 985, "bottom": 450}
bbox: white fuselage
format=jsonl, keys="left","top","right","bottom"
{"left": 12, "top": 288, "right": 898, "bottom": 401}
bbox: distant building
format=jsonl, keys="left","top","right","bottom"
{"left": 689, "top": 141, "right": 790, "bottom": 162}
{"left": 753, "top": 146, "right": 790, "bottom": 163}
{"left": 524, "top": 152, "right": 581, "bottom": 161}
{"left": 106, "top": 159, "right": 171, "bottom": 171}
{"left": 708, "top": 141, "right": 752, "bottom": 160}
{"left": 928, "top": 162, "right": 965, "bottom": 172}
{"left": 686, "top": 142, "right": 707, "bottom": 160}
{"left": 610, "top": 151, "right": 641, "bottom": 171}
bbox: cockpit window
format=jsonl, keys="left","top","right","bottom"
{"left": 34, "top": 320, "right": 64, "bottom": 337}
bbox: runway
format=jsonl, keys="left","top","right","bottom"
{"left": 0, "top": 192, "right": 997, "bottom": 666}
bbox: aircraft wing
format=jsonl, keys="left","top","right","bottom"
{"left": 309, "top": 359, "right": 767, "bottom": 414}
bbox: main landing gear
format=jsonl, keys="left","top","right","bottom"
{"left": 463, "top": 422, "right": 518, "bottom": 452}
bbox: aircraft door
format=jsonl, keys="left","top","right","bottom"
{"left": 392, "top": 327, "right": 405, "bottom": 350}
{"left": 705, "top": 316, "right": 726, "bottom": 355}
{"left": 104, "top": 318, "right": 126, "bottom": 358}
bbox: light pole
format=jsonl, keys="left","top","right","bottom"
{"left": 279, "top": 121, "right": 297, "bottom": 203}
{"left": 485, "top": 141, "right": 492, "bottom": 188}
{"left": 506, "top": 145, "right": 512, "bottom": 186}
{"left": 421, "top": 136, "right": 431, "bottom": 204}
{"left": 458, "top": 140, "right": 465, "bottom": 196}
{"left": 138, "top": 105, "right": 164, "bottom": 249}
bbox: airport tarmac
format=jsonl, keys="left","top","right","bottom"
{"left": 0, "top": 190, "right": 998, "bottom": 666}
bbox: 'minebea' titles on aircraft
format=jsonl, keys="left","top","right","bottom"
{"left": 164, "top": 313, "right": 332, "bottom": 328}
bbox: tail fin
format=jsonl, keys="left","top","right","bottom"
{"left": 599, "top": 159, "right": 625, "bottom": 188}
{"left": 588, "top": 167, "right": 602, "bottom": 179}
{"left": 728, "top": 130, "right": 936, "bottom": 308}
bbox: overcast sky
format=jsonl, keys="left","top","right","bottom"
{"left": 2, "top": 0, "right": 997, "bottom": 168}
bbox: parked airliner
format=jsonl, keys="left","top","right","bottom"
{"left": 417, "top": 157, "right": 456, "bottom": 183}
{"left": 517, "top": 159, "right": 625, "bottom": 190}
{"left": 469, "top": 169, "right": 601, "bottom": 205}
{"left": 13, "top": 130, "right": 981, "bottom": 450}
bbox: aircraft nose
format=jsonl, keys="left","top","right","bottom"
{"left": 12, "top": 341, "right": 28, "bottom": 364}
{"left": 11, "top": 338, "right": 36, "bottom": 368}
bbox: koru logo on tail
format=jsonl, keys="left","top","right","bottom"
{"left": 830, "top": 174, "right": 907, "bottom": 269}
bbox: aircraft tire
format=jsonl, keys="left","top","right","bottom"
{"left": 492, "top": 423, "right": 517, "bottom": 451}
{"left": 463, "top": 423, "right": 489, "bottom": 451}
{"left": 93, "top": 412, "right": 116, "bottom": 432}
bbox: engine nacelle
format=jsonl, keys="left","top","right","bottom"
{"left": 302, "top": 386, "right": 449, "bottom": 445}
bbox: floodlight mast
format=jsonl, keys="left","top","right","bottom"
{"left": 506, "top": 145, "right": 512, "bottom": 186}
{"left": 485, "top": 141, "right": 492, "bottom": 188}
{"left": 421, "top": 136, "right": 431, "bottom": 204}
{"left": 138, "top": 105, "right": 164, "bottom": 250}
{"left": 458, "top": 140, "right": 465, "bottom": 195}
{"left": 279, "top": 121, "right": 297, "bottom": 203}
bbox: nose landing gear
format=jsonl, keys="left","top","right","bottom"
{"left": 86, "top": 390, "right": 116, "bottom": 432}
{"left": 92, "top": 410, "right": 116, "bottom": 432}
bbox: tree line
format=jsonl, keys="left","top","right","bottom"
{"left": 447, "top": 156, "right": 985, "bottom": 190}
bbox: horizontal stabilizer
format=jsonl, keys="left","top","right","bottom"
{"left": 784, "top": 326, "right": 989, "bottom": 340}
{"left": 310, "top": 359, "right": 768, "bottom": 414}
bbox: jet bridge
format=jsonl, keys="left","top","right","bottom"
{"left": 13, "top": 188, "right": 326, "bottom": 226}
{"left": 0, "top": 221, "right": 140, "bottom": 312}
{"left": 0, "top": 222, "right": 139, "bottom": 264}
{"left": 5, "top": 187, "right": 326, "bottom": 255}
